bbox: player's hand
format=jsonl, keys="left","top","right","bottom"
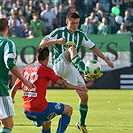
{"left": 105, "top": 60, "right": 114, "bottom": 69}
{"left": 23, "top": 80, "right": 36, "bottom": 91}
{"left": 12, "top": 98, "right": 15, "bottom": 104}
{"left": 85, "top": 72, "right": 103, "bottom": 80}
{"left": 56, "top": 38, "right": 66, "bottom": 45}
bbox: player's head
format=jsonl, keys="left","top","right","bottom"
{"left": 0, "top": 18, "right": 9, "bottom": 36}
{"left": 36, "top": 46, "right": 49, "bottom": 62}
{"left": 66, "top": 12, "right": 80, "bottom": 33}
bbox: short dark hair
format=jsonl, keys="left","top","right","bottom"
{"left": 0, "top": 18, "right": 8, "bottom": 32}
{"left": 66, "top": 12, "right": 80, "bottom": 19}
{"left": 36, "top": 46, "right": 49, "bottom": 61}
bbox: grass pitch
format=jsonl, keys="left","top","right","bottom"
{"left": 3, "top": 89, "right": 133, "bottom": 133}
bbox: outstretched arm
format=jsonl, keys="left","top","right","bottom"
{"left": 56, "top": 78, "right": 88, "bottom": 92}
{"left": 92, "top": 46, "right": 114, "bottom": 69}
{"left": 40, "top": 37, "right": 66, "bottom": 47}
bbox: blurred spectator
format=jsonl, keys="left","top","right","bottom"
{"left": 66, "top": 0, "right": 76, "bottom": 13}
{"left": 88, "top": 11, "right": 99, "bottom": 24}
{"left": 24, "top": 5, "right": 34, "bottom": 23}
{"left": 116, "top": 23, "right": 131, "bottom": 34}
{"left": 52, "top": 0, "right": 60, "bottom": 16}
{"left": 17, "top": 8, "right": 25, "bottom": 20}
{"left": 121, "top": 9, "right": 133, "bottom": 32}
{"left": 108, "top": 13, "right": 118, "bottom": 34}
{"left": 80, "top": 17, "right": 96, "bottom": 34}
{"left": 15, "top": 0, "right": 24, "bottom": 10}
{"left": 9, "top": 12, "right": 21, "bottom": 27}
{"left": 0, "top": 6, "right": 8, "bottom": 18}
{"left": 28, "top": 0, "right": 36, "bottom": 11}
{"left": 20, "top": 16, "right": 27, "bottom": 34}
{"left": 40, "top": 3, "right": 56, "bottom": 34}
{"left": 47, "top": 0, "right": 54, "bottom": 9}
{"left": 93, "top": 2, "right": 105, "bottom": 22}
{"left": 27, "top": 30, "right": 34, "bottom": 39}
{"left": 0, "top": 0, "right": 4, "bottom": 7}
{"left": 62, "top": 0, "right": 69, "bottom": 11}
{"left": 37, "top": 1, "right": 45, "bottom": 14}
{"left": 30, "top": 13, "right": 45, "bottom": 37}
{"left": 33, "top": 0, "right": 44, "bottom": 12}
{"left": 98, "top": 17, "right": 111, "bottom": 34}
{"left": 57, "top": 4, "right": 67, "bottom": 27}
{"left": 98, "top": 0, "right": 110, "bottom": 15}
{"left": 23, "top": 22, "right": 30, "bottom": 38}
{"left": 8, "top": 19, "right": 23, "bottom": 37}
{"left": 79, "top": 0, "right": 95, "bottom": 25}
{"left": 88, "top": 11, "right": 99, "bottom": 31}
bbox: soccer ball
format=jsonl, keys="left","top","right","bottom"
{"left": 85, "top": 59, "right": 101, "bottom": 75}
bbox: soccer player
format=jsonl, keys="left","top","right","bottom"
{"left": 0, "top": 18, "right": 35, "bottom": 133}
{"left": 11, "top": 46, "right": 88, "bottom": 133}
{"left": 40, "top": 12, "right": 114, "bottom": 133}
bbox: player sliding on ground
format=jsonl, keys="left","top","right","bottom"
{"left": 11, "top": 46, "right": 88, "bottom": 133}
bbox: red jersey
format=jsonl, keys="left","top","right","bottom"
{"left": 15, "top": 63, "right": 61, "bottom": 112}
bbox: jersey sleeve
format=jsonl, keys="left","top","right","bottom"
{"left": 4, "top": 40, "right": 17, "bottom": 69}
{"left": 47, "top": 67, "right": 61, "bottom": 83}
{"left": 42, "top": 35, "right": 54, "bottom": 41}
{"left": 49, "top": 28, "right": 59, "bottom": 39}
{"left": 82, "top": 33, "right": 95, "bottom": 49}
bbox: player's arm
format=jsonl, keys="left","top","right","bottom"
{"left": 10, "top": 78, "right": 21, "bottom": 103}
{"left": 10, "top": 66, "right": 36, "bottom": 89}
{"left": 10, "top": 84, "right": 21, "bottom": 103}
{"left": 40, "top": 37, "right": 66, "bottom": 47}
{"left": 56, "top": 78, "right": 88, "bottom": 92}
{"left": 91, "top": 46, "right": 114, "bottom": 68}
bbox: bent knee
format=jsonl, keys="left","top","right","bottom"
{"left": 64, "top": 105, "right": 73, "bottom": 116}
{"left": 78, "top": 91, "right": 88, "bottom": 103}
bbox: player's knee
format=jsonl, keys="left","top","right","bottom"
{"left": 80, "top": 92, "right": 88, "bottom": 103}
{"left": 42, "top": 121, "right": 51, "bottom": 130}
{"left": 64, "top": 105, "right": 73, "bottom": 116}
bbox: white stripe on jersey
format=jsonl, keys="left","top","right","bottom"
{"left": 4, "top": 41, "right": 16, "bottom": 69}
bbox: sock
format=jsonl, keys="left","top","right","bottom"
{"left": 78, "top": 103, "right": 88, "bottom": 126}
{"left": 40, "top": 128, "right": 51, "bottom": 133}
{"left": 72, "top": 55, "right": 85, "bottom": 73}
{"left": 0, "top": 127, "right": 11, "bottom": 133}
{"left": 56, "top": 114, "right": 71, "bottom": 133}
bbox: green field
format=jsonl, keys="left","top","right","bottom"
{"left": 1, "top": 89, "right": 133, "bottom": 133}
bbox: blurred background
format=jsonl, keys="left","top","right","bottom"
{"left": 3, "top": 0, "right": 133, "bottom": 89}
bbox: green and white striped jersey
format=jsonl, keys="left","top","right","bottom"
{"left": 49, "top": 26, "right": 95, "bottom": 64}
{"left": 0, "top": 35, "right": 16, "bottom": 96}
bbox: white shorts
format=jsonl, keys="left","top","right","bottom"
{"left": 0, "top": 96, "right": 15, "bottom": 120}
{"left": 53, "top": 53, "right": 85, "bottom": 86}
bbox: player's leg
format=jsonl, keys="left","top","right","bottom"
{"left": 53, "top": 52, "right": 71, "bottom": 78}
{"left": 67, "top": 65, "right": 88, "bottom": 133}
{"left": 0, "top": 96, "right": 14, "bottom": 133}
{"left": 56, "top": 104, "right": 73, "bottom": 133}
{"left": 41, "top": 121, "right": 51, "bottom": 133}
{"left": 0, "top": 117, "right": 13, "bottom": 133}
{"left": 67, "top": 46, "right": 85, "bottom": 73}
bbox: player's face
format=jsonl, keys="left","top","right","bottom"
{"left": 66, "top": 18, "right": 80, "bottom": 33}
